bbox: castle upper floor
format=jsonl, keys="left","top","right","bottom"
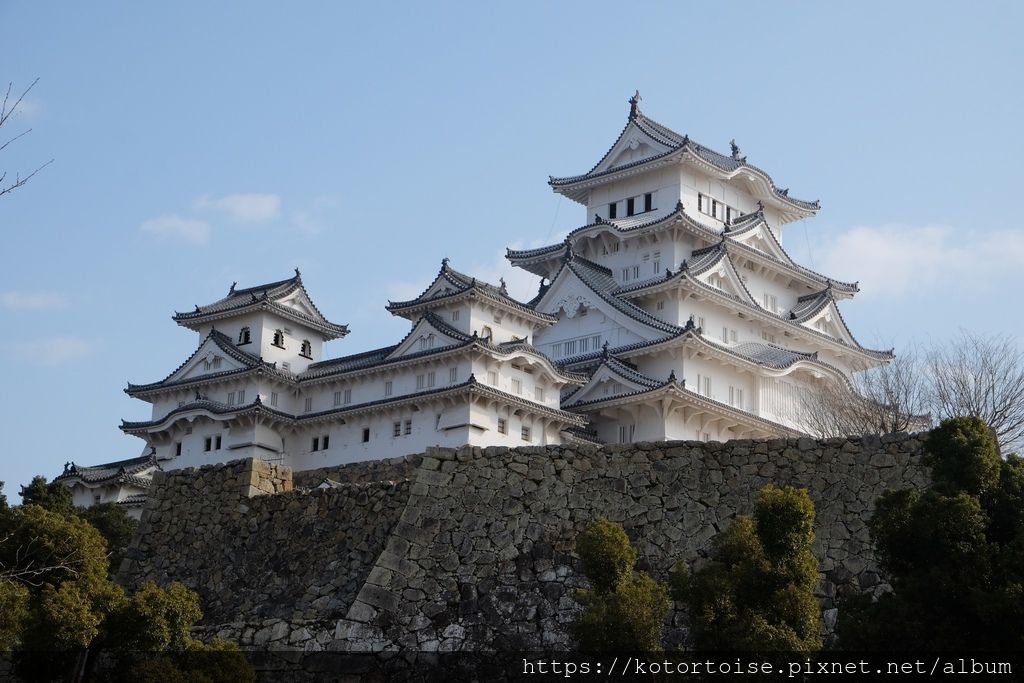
{"left": 548, "top": 93, "right": 819, "bottom": 239}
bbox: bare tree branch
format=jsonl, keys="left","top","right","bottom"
{"left": 0, "top": 78, "right": 51, "bottom": 198}
{"left": 926, "top": 330, "right": 1024, "bottom": 454}
{"left": 802, "top": 345, "right": 930, "bottom": 438}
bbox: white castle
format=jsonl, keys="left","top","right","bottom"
{"left": 59, "top": 95, "right": 891, "bottom": 511}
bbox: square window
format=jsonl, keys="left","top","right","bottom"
{"left": 535, "top": 387, "right": 544, "bottom": 402}
{"left": 204, "top": 437, "right": 212, "bottom": 452}
{"left": 304, "top": 397, "right": 313, "bottom": 412}
{"left": 215, "top": 436, "right": 222, "bottom": 449}
{"left": 497, "top": 418, "right": 507, "bottom": 435}
{"left": 511, "top": 378, "right": 522, "bottom": 395}
{"left": 451, "top": 309, "right": 460, "bottom": 321}
{"left": 343, "top": 389, "right": 351, "bottom": 404}
{"left": 238, "top": 389, "right": 245, "bottom": 403}
{"left": 393, "top": 422, "right": 402, "bottom": 437}
{"left": 487, "top": 371, "right": 498, "bottom": 385}
{"left": 385, "top": 380, "right": 393, "bottom": 397}
{"left": 644, "top": 192, "right": 653, "bottom": 212}
{"left": 404, "top": 419, "right": 412, "bottom": 435}
{"left": 271, "top": 391, "right": 279, "bottom": 407}
{"left": 362, "top": 428, "right": 370, "bottom": 443}
{"left": 312, "top": 437, "right": 320, "bottom": 452}
{"left": 521, "top": 426, "right": 531, "bottom": 441}
{"left": 449, "top": 367, "right": 457, "bottom": 383}
{"left": 427, "top": 371, "right": 435, "bottom": 388}
{"left": 626, "top": 197, "right": 635, "bottom": 216}
{"left": 175, "top": 442, "right": 182, "bottom": 456}
{"left": 333, "top": 391, "right": 341, "bottom": 406}
{"left": 608, "top": 202, "right": 617, "bottom": 219}
{"left": 227, "top": 391, "right": 235, "bottom": 405}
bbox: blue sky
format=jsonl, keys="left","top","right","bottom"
{"left": 1, "top": 1, "right": 1022, "bottom": 492}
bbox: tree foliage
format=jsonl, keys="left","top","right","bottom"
{"left": 837, "top": 416, "right": 1024, "bottom": 650}
{"left": 0, "top": 477, "right": 251, "bottom": 682}
{"left": 672, "top": 485, "right": 821, "bottom": 652}
{"left": 18, "top": 476, "right": 138, "bottom": 575}
{"left": 572, "top": 518, "right": 669, "bottom": 653}
{"left": 20, "top": 475, "right": 75, "bottom": 516}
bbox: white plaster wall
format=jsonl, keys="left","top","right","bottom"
{"left": 586, "top": 167, "right": 678, "bottom": 223}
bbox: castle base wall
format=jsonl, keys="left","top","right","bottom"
{"left": 118, "top": 434, "right": 930, "bottom": 669}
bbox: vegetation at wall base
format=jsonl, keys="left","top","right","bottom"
{"left": 0, "top": 477, "right": 254, "bottom": 683}
{"left": 671, "top": 485, "right": 821, "bottom": 652}
{"left": 572, "top": 518, "right": 670, "bottom": 653}
{"left": 837, "top": 416, "right": 1024, "bottom": 650}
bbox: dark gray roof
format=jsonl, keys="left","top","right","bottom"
{"left": 548, "top": 102, "right": 819, "bottom": 212}
{"left": 387, "top": 259, "right": 555, "bottom": 322}
{"left": 122, "top": 376, "right": 587, "bottom": 433}
{"left": 563, "top": 357, "right": 799, "bottom": 435}
{"left": 126, "top": 329, "right": 289, "bottom": 395}
{"left": 301, "top": 311, "right": 586, "bottom": 384}
{"left": 509, "top": 206, "right": 858, "bottom": 296}
{"left": 553, "top": 253, "right": 683, "bottom": 335}
{"left": 173, "top": 270, "right": 349, "bottom": 339}
{"left": 55, "top": 454, "right": 157, "bottom": 488}
{"left": 729, "top": 342, "right": 818, "bottom": 369}
{"left": 116, "top": 493, "right": 149, "bottom": 508}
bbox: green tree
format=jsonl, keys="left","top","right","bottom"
{"left": 572, "top": 518, "right": 670, "bottom": 653}
{"left": 838, "top": 416, "right": 1024, "bottom": 650}
{"left": 0, "top": 479, "right": 251, "bottom": 682}
{"left": 20, "top": 475, "right": 75, "bottom": 516}
{"left": 672, "top": 485, "right": 821, "bottom": 652}
{"left": 19, "top": 476, "right": 138, "bottom": 574}
{"left": 80, "top": 503, "right": 138, "bottom": 574}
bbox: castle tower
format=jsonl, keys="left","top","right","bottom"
{"left": 508, "top": 94, "right": 892, "bottom": 443}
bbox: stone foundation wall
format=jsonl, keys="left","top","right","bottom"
{"left": 119, "top": 459, "right": 411, "bottom": 624}
{"left": 292, "top": 454, "right": 421, "bottom": 489}
{"left": 120, "top": 434, "right": 930, "bottom": 655}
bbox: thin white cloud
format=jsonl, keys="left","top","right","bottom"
{"left": 194, "top": 193, "right": 281, "bottom": 223}
{"left": 0, "top": 290, "right": 64, "bottom": 311}
{"left": 140, "top": 214, "right": 210, "bottom": 245}
{"left": 815, "top": 224, "right": 1024, "bottom": 299}
{"left": 288, "top": 196, "right": 342, "bottom": 236}
{"left": 10, "top": 336, "right": 91, "bottom": 366}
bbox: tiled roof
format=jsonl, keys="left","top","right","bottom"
{"left": 126, "top": 329, "right": 289, "bottom": 395}
{"left": 563, "top": 355, "right": 673, "bottom": 407}
{"left": 563, "top": 426, "right": 604, "bottom": 445}
{"left": 55, "top": 454, "right": 157, "bottom": 488}
{"left": 724, "top": 212, "right": 858, "bottom": 293}
{"left": 556, "top": 253, "right": 683, "bottom": 335}
{"left": 548, "top": 101, "right": 819, "bottom": 212}
{"left": 123, "top": 377, "right": 587, "bottom": 433}
{"left": 301, "top": 313, "right": 586, "bottom": 385}
{"left": 728, "top": 341, "right": 818, "bottom": 369}
{"left": 564, "top": 366, "right": 800, "bottom": 436}
{"left": 173, "top": 270, "right": 349, "bottom": 339}
{"left": 121, "top": 398, "right": 246, "bottom": 432}
{"left": 116, "top": 493, "right": 149, "bottom": 508}
{"left": 387, "top": 259, "right": 555, "bottom": 322}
